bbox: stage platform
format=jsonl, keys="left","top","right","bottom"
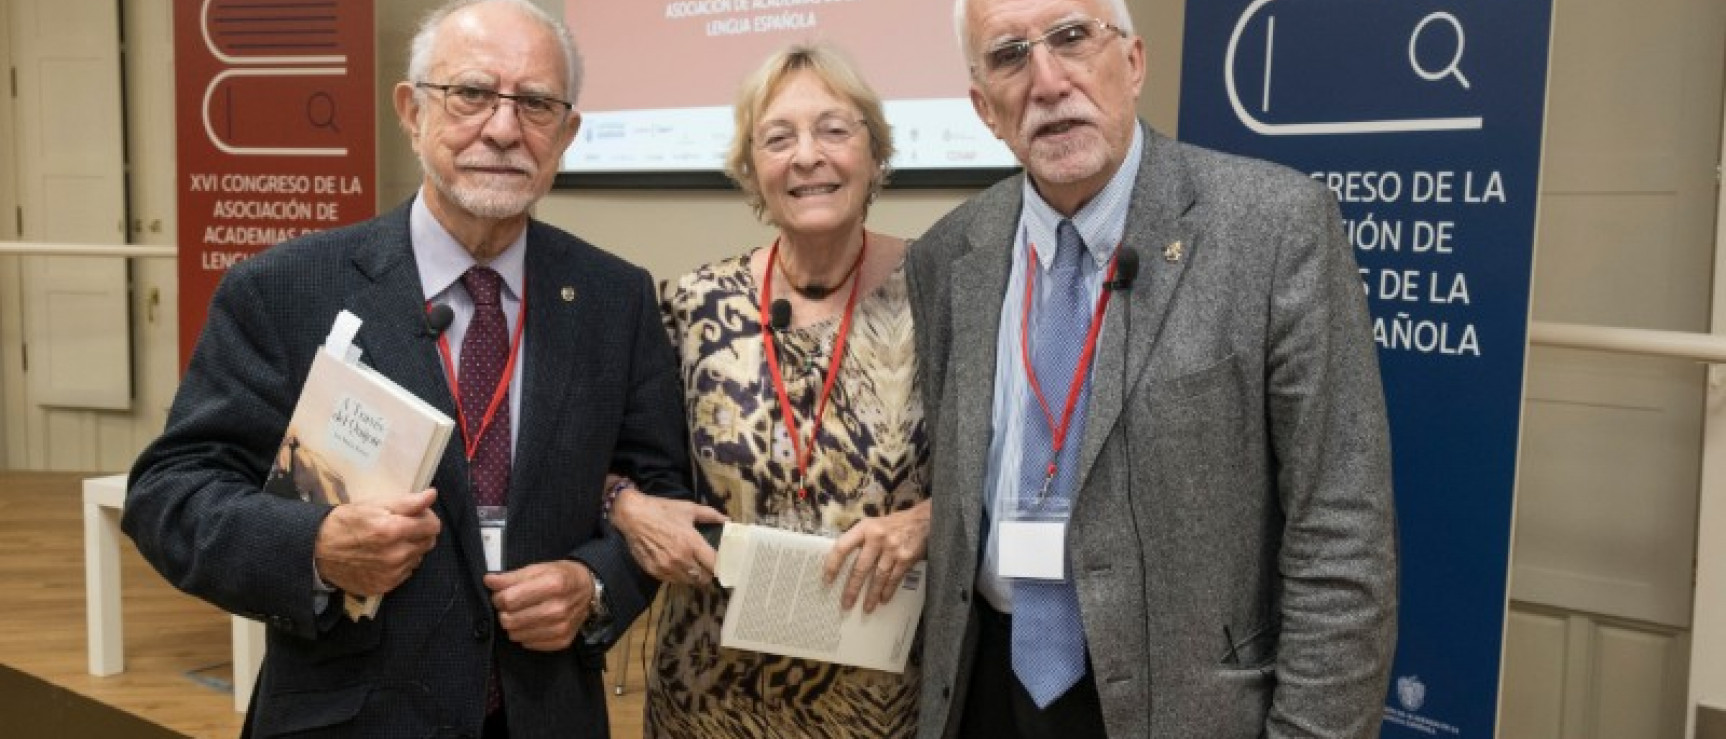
{"left": 0, "top": 471, "right": 651, "bottom": 737}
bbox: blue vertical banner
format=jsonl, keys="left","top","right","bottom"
{"left": 1179, "top": 1, "right": 1552, "bottom": 736}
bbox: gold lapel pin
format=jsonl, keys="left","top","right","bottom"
{"left": 561, "top": 286, "right": 576, "bottom": 302}
{"left": 1163, "top": 240, "right": 1184, "bottom": 263}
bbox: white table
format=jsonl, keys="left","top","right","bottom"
{"left": 83, "top": 474, "right": 265, "bottom": 712}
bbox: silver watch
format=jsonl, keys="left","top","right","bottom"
{"left": 587, "top": 574, "right": 611, "bottom": 625}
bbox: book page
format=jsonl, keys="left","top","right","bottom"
{"left": 714, "top": 523, "right": 924, "bottom": 673}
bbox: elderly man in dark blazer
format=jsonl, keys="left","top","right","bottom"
{"left": 908, "top": 0, "right": 1399, "bottom": 737}
{"left": 123, "top": 1, "right": 686, "bottom": 736}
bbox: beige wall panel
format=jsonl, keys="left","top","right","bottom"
{"left": 30, "top": 0, "right": 111, "bottom": 49}
{"left": 42, "top": 175, "right": 124, "bottom": 244}
{"left": 375, "top": 0, "right": 435, "bottom": 213}
{"left": 1593, "top": 623, "right": 1684, "bottom": 739}
{"left": 96, "top": 413, "right": 135, "bottom": 473}
{"left": 0, "top": 1, "right": 16, "bottom": 242}
{"left": 1698, "top": 86, "right": 1726, "bottom": 739}
{"left": 123, "top": 0, "right": 181, "bottom": 462}
{"left": 130, "top": 259, "right": 177, "bottom": 450}
{"left": 126, "top": 0, "right": 176, "bottom": 246}
{"left": 24, "top": 256, "right": 131, "bottom": 409}
{"left": 1501, "top": 608, "right": 1568, "bottom": 739}
{"left": 1543, "top": 0, "right": 1681, "bottom": 192}
{"left": 1532, "top": 195, "right": 1689, "bottom": 330}
{"left": 43, "top": 407, "right": 95, "bottom": 471}
{"left": 1132, "top": 0, "right": 1183, "bottom": 134}
{"left": 0, "top": 3, "right": 16, "bottom": 466}
{"left": 1515, "top": 3, "right": 1720, "bottom": 713}
{"left": 40, "top": 60, "right": 118, "bottom": 175}
{"left": 0, "top": 256, "right": 24, "bottom": 468}
{"left": 6, "top": 0, "right": 128, "bottom": 467}
{"left": 1518, "top": 350, "right": 1701, "bottom": 627}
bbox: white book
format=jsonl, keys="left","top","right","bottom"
{"left": 264, "top": 312, "right": 455, "bottom": 620}
{"left": 713, "top": 523, "right": 926, "bottom": 673}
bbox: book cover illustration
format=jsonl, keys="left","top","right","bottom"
{"left": 264, "top": 315, "right": 454, "bottom": 620}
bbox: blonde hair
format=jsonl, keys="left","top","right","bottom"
{"left": 724, "top": 43, "right": 896, "bottom": 223}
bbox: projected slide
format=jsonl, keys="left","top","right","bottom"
{"left": 562, "top": 0, "right": 1016, "bottom": 175}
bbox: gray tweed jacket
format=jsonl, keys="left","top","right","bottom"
{"left": 907, "top": 124, "right": 1398, "bottom": 738}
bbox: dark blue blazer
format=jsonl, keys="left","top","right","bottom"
{"left": 125, "top": 200, "right": 689, "bottom": 738}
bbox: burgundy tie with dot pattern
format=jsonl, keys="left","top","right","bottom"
{"left": 461, "top": 266, "right": 510, "bottom": 717}
{"left": 460, "top": 266, "right": 511, "bottom": 509}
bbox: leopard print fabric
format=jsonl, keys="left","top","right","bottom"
{"left": 646, "top": 252, "right": 928, "bottom": 738}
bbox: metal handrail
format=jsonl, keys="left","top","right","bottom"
{"left": 1529, "top": 321, "right": 1726, "bottom": 364}
{"left": 0, "top": 242, "right": 174, "bottom": 258}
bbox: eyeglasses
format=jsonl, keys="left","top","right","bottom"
{"left": 414, "top": 82, "right": 572, "bottom": 128}
{"left": 754, "top": 115, "right": 867, "bottom": 157}
{"left": 976, "top": 17, "right": 1129, "bottom": 81}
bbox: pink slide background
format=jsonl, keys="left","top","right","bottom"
{"left": 572, "top": 0, "right": 974, "bottom": 111}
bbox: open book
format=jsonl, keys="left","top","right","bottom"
{"left": 263, "top": 311, "right": 455, "bottom": 620}
{"left": 713, "top": 523, "right": 926, "bottom": 673}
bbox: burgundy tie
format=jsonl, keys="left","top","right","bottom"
{"left": 461, "top": 266, "right": 512, "bottom": 717}
{"left": 460, "top": 266, "right": 511, "bottom": 508}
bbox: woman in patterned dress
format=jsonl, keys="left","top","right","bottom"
{"left": 607, "top": 43, "right": 930, "bottom": 737}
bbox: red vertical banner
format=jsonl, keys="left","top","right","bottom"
{"left": 174, "top": 0, "right": 376, "bottom": 368}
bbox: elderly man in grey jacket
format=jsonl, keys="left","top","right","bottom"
{"left": 907, "top": 0, "right": 1399, "bottom": 736}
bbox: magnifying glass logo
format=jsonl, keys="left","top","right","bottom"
{"left": 307, "top": 91, "right": 340, "bottom": 133}
{"left": 1408, "top": 11, "right": 1471, "bottom": 90}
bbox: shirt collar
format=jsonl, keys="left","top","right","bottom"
{"left": 1019, "top": 125, "right": 1146, "bottom": 271}
{"left": 410, "top": 188, "right": 527, "bottom": 303}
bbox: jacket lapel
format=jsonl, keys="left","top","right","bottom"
{"left": 342, "top": 203, "right": 486, "bottom": 586}
{"left": 1074, "top": 127, "right": 1198, "bottom": 489}
{"left": 950, "top": 181, "right": 1022, "bottom": 552}
{"left": 509, "top": 225, "right": 581, "bottom": 500}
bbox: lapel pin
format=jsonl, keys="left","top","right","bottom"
{"left": 561, "top": 286, "right": 576, "bottom": 302}
{"left": 1163, "top": 240, "right": 1184, "bottom": 263}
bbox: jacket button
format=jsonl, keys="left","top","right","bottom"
{"left": 958, "top": 588, "right": 969, "bottom": 604}
{"left": 942, "top": 684, "right": 951, "bottom": 700}
{"left": 473, "top": 620, "right": 490, "bottom": 641}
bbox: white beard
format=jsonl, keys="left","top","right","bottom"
{"left": 1024, "top": 128, "right": 1110, "bottom": 185}
{"left": 423, "top": 161, "right": 538, "bottom": 219}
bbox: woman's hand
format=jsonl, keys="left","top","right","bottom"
{"left": 822, "top": 499, "right": 931, "bottom": 613}
{"left": 609, "top": 478, "right": 728, "bottom": 586}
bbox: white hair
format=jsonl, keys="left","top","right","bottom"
{"left": 407, "top": 0, "right": 584, "bottom": 104}
{"left": 952, "top": 0, "right": 1135, "bottom": 63}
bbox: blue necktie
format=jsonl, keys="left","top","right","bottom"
{"left": 1011, "top": 219, "right": 1092, "bottom": 707}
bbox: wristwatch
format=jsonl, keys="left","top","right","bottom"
{"left": 584, "top": 572, "right": 613, "bottom": 635}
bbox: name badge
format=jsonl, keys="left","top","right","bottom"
{"left": 997, "top": 520, "right": 1067, "bottom": 580}
{"left": 478, "top": 505, "right": 506, "bottom": 573}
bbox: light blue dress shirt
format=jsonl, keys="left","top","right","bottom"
{"left": 978, "top": 127, "right": 1145, "bottom": 613}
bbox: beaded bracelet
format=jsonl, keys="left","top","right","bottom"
{"left": 603, "top": 476, "right": 634, "bottom": 519}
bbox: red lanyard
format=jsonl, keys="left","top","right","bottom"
{"left": 1020, "top": 240, "right": 1120, "bottom": 499}
{"left": 433, "top": 279, "right": 528, "bottom": 461}
{"left": 759, "top": 233, "right": 869, "bottom": 501}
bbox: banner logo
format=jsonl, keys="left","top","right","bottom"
{"left": 1397, "top": 674, "right": 1428, "bottom": 712}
